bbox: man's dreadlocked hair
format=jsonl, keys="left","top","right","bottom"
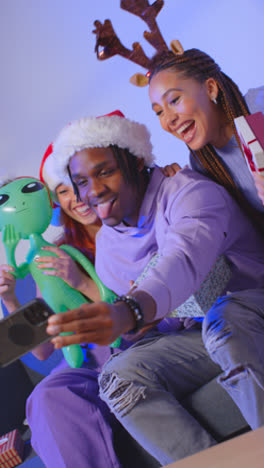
{"left": 110, "top": 145, "right": 152, "bottom": 189}
{"left": 149, "top": 48, "right": 264, "bottom": 235}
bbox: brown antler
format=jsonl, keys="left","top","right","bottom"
{"left": 93, "top": 19, "right": 153, "bottom": 69}
{"left": 93, "top": 0, "right": 169, "bottom": 71}
{"left": 121, "top": 0, "right": 168, "bottom": 52}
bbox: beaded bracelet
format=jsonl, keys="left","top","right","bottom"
{"left": 113, "top": 295, "right": 144, "bottom": 334}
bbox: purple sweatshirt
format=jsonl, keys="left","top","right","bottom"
{"left": 96, "top": 167, "right": 264, "bottom": 320}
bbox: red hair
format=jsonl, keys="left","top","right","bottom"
{"left": 56, "top": 209, "right": 96, "bottom": 264}
{"left": 40, "top": 142, "right": 97, "bottom": 263}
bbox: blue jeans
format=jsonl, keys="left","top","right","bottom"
{"left": 99, "top": 328, "right": 220, "bottom": 465}
{"left": 202, "top": 289, "right": 264, "bottom": 430}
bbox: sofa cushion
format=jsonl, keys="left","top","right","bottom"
{"left": 182, "top": 377, "right": 249, "bottom": 441}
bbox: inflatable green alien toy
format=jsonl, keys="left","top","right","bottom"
{"left": 0, "top": 177, "right": 120, "bottom": 368}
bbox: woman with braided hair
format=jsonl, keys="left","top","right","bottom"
{"left": 149, "top": 48, "right": 264, "bottom": 223}
{"left": 147, "top": 46, "right": 264, "bottom": 432}
{"left": 93, "top": 10, "right": 264, "bottom": 227}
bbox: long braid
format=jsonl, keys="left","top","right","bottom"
{"left": 150, "top": 49, "right": 264, "bottom": 235}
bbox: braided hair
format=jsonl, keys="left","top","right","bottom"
{"left": 149, "top": 49, "right": 264, "bottom": 235}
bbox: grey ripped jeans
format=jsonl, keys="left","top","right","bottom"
{"left": 202, "top": 288, "right": 264, "bottom": 430}
{"left": 99, "top": 327, "right": 220, "bottom": 466}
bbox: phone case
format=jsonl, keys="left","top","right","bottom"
{"left": 0, "top": 298, "right": 54, "bottom": 367}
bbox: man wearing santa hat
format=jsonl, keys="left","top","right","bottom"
{"left": 29, "top": 110, "right": 264, "bottom": 466}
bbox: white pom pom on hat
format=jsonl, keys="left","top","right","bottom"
{"left": 51, "top": 110, "right": 155, "bottom": 187}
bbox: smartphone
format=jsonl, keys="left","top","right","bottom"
{"left": 0, "top": 298, "right": 55, "bottom": 367}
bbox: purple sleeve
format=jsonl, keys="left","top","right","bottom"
{"left": 136, "top": 181, "right": 234, "bottom": 319}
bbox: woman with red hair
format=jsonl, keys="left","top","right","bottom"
{"left": 0, "top": 142, "right": 103, "bottom": 361}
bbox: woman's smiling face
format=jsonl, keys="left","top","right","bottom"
{"left": 55, "top": 183, "right": 99, "bottom": 226}
{"left": 149, "top": 69, "right": 222, "bottom": 150}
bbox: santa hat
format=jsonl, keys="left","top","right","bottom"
{"left": 39, "top": 142, "right": 71, "bottom": 196}
{"left": 39, "top": 143, "right": 65, "bottom": 224}
{"left": 50, "top": 110, "right": 155, "bottom": 190}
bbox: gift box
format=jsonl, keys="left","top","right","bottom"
{"left": 235, "top": 112, "right": 264, "bottom": 173}
{"left": 0, "top": 430, "right": 24, "bottom": 467}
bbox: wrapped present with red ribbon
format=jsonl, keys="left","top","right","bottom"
{"left": 235, "top": 112, "right": 264, "bottom": 174}
{"left": 0, "top": 430, "right": 24, "bottom": 467}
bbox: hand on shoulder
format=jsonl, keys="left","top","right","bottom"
{"left": 160, "top": 162, "right": 181, "bottom": 177}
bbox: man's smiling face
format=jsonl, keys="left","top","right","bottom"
{"left": 69, "top": 146, "right": 141, "bottom": 227}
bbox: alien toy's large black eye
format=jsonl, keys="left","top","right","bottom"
{"left": 0, "top": 194, "right": 9, "bottom": 206}
{"left": 21, "top": 182, "right": 44, "bottom": 193}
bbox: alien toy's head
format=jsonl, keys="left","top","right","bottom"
{"left": 0, "top": 178, "right": 53, "bottom": 238}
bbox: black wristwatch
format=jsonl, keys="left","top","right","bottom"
{"left": 113, "top": 295, "right": 144, "bottom": 334}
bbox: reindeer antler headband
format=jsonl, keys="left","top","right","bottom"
{"left": 93, "top": 0, "right": 184, "bottom": 87}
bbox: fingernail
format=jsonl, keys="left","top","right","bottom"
{"left": 51, "top": 337, "right": 63, "bottom": 348}
{"left": 48, "top": 316, "right": 58, "bottom": 324}
{"left": 47, "top": 325, "right": 60, "bottom": 335}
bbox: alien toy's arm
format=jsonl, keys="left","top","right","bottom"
{"left": 60, "top": 245, "right": 121, "bottom": 348}
{"left": 2, "top": 225, "right": 29, "bottom": 279}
